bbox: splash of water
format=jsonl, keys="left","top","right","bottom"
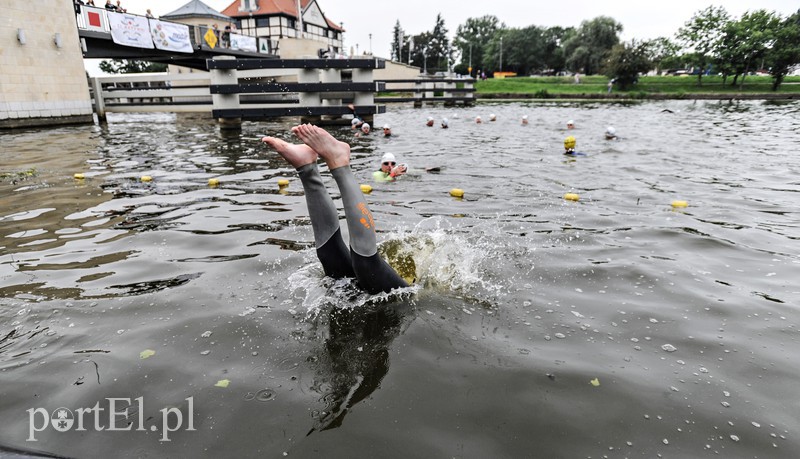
{"left": 287, "top": 217, "right": 507, "bottom": 317}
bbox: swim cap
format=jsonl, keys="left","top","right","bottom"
{"left": 489, "top": 114, "right": 496, "bottom": 121}
{"left": 361, "top": 123, "right": 370, "bottom": 131}
{"left": 351, "top": 118, "right": 360, "bottom": 126}
{"left": 381, "top": 152, "right": 396, "bottom": 163}
{"left": 522, "top": 115, "right": 528, "bottom": 120}
{"left": 564, "top": 136, "right": 576, "bottom": 149}
{"left": 441, "top": 118, "right": 449, "bottom": 127}
{"left": 567, "top": 119, "right": 574, "bottom": 126}
{"left": 606, "top": 126, "right": 616, "bottom": 135}
{"left": 383, "top": 124, "right": 391, "bottom": 129}
{"left": 426, "top": 116, "right": 433, "bottom": 121}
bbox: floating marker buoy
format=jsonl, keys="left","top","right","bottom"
{"left": 277, "top": 179, "right": 290, "bottom": 187}
{"left": 208, "top": 178, "right": 220, "bottom": 187}
{"left": 360, "top": 184, "right": 372, "bottom": 194}
{"left": 564, "top": 193, "right": 580, "bottom": 201}
{"left": 141, "top": 176, "right": 153, "bottom": 182}
{"left": 671, "top": 200, "right": 688, "bottom": 208}
{"left": 449, "top": 188, "right": 464, "bottom": 198}
{"left": 73, "top": 173, "right": 85, "bottom": 180}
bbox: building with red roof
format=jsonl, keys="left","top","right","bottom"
{"left": 220, "top": 0, "right": 343, "bottom": 56}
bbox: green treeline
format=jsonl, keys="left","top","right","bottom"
{"left": 391, "top": 6, "right": 800, "bottom": 91}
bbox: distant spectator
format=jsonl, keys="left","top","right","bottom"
{"left": 145, "top": 8, "right": 154, "bottom": 18}
{"left": 115, "top": 0, "right": 126, "bottom": 12}
{"left": 104, "top": 0, "right": 116, "bottom": 10}
{"left": 222, "top": 25, "right": 231, "bottom": 48}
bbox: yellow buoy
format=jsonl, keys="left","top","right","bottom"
{"left": 360, "top": 184, "right": 373, "bottom": 194}
{"left": 564, "top": 193, "right": 580, "bottom": 201}
{"left": 73, "top": 173, "right": 85, "bottom": 180}
{"left": 671, "top": 200, "right": 688, "bottom": 208}
{"left": 141, "top": 176, "right": 153, "bottom": 182}
{"left": 208, "top": 178, "right": 220, "bottom": 187}
{"left": 449, "top": 188, "right": 464, "bottom": 198}
{"left": 277, "top": 179, "right": 290, "bottom": 187}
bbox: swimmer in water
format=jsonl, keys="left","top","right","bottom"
{"left": 522, "top": 115, "right": 529, "bottom": 125}
{"left": 372, "top": 152, "right": 407, "bottom": 182}
{"left": 425, "top": 116, "right": 434, "bottom": 127}
{"left": 567, "top": 119, "right": 575, "bottom": 129}
{"left": 563, "top": 135, "right": 585, "bottom": 156}
{"left": 605, "top": 126, "right": 617, "bottom": 140}
{"left": 355, "top": 122, "right": 370, "bottom": 137}
{"left": 262, "top": 125, "right": 408, "bottom": 294}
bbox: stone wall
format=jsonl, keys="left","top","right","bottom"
{"left": 1, "top": 0, "right": 93, "bottom": 128}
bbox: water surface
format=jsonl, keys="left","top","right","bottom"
{"left": 1, "top": 101, "right": 799, "bottom": 458}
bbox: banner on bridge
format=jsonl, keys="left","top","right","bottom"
{"left": 230, "top": 34, "right": 257, "bottom": 53}
{"left": 149, "top": 19, "right": 193, "bottom": 54}
{"left": 107, "top": 12, "right": 153, "bottom": 49}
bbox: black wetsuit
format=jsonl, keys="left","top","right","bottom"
{"left": 297, "top": 163, "right": 407, "bottom": 294}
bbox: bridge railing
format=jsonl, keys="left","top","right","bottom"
{"left": 89, "top": 57, "right": 388, "bottom": 125}
{"left": 376, "top": 78, "right": 476, "bottom": 106}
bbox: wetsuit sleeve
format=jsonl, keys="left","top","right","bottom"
{"left": 330, "top": 166, "right": 408, "bottom": 293}
{"left": 296, "top": 163, "right": 354, "bottom": 279}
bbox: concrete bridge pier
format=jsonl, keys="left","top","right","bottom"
{"left": 209, "top": 56, "right": 242, "bottom": 130}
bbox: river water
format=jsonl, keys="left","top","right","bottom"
{"left": 1, "top": 100, "right": 799, "bottom": 458}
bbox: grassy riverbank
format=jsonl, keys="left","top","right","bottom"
{"left": 475, "top": 75, "right": 800, "bottom": 99}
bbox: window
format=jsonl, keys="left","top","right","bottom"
{"left": 256, "top": 17, "right": 269, "bottom": 27}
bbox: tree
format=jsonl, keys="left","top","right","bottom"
{"left": 427, "top": 13, "right": 450, "bottom": 72}
{"left": 453, "top": 15, "right": 501, "bottom": 76}
{"left": 603, "top": 40, "right": 652, "bottom": 89}
{"left": 563, "top": 16, "right": 623, "bottom": 75}
{"left": 99, "top": 59, "right": 167, "bottom": 74}
{"left": 391, "top": 20, "right": 405, "bottom": 62}
{"left": 541, "top": 26, "right": 574, "bottom": 75}
{"left": 676, "top": 6, "right": 730, "bottom": 85}
{"left": 643, "top": 37, "right": 680, "bottom": 75}
{"left": 717, "top": 10, "right": 780, "bottom": 88}
{"left": 767, "top": 10, "right": 800, "bottom": 91}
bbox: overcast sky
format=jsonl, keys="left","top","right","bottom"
{"left": 87, "top": 0, "right": 799, "bottom": 74}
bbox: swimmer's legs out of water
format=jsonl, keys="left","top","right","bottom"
{"left": 260, "top": 137, "right": 354, "bottom": 279}
{"left": 264, "top": 125, "right": 407, "bottom": 294}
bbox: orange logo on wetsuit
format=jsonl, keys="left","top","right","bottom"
{"left": 357, "top": 202, "right": 375, "bottom": 231}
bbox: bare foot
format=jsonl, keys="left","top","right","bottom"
{"left": 292, "top": 124, "right": 351, "bottom": 170}
{"left": 262, "top": 136, "right": 317, "bottom": 168}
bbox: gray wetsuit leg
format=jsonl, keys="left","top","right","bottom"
{"left": 297, "top": 163, "right": 354, "bottom": 279}
{"left": 330, "top": 166, "right": 408, "bottom": 294}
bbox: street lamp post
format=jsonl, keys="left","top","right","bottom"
{"left": 369, "top": 33, "right": 372, "bottom": 55}
{"left": 423, "top": 47, "right": 428, "bottom": 74}
{"left": 469, "top": 43, "right": 472, "bottom": 77}
{"left": 499, "top": 36, "right": 503, "bottom": 73}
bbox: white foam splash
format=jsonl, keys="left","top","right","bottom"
{"left": 286, "top": 216, "right": 508, "bottom": 317}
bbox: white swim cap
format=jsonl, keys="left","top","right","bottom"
{"left": 441, "top": 118, "right": 449, "bottom": 126}
{"left": 383, "top": 124, "right": 391, "bottom": 129}
{"left": 351, "top": 118, "right": 360, "bottom": 125}
{"left": 522, "top": 115, "right": 528, "bottom": 120}
{"left": 606, "top": 126, "right": 616, "bottom": 135}
{"left": 381, "top": 152, "right": 396, "bottom": 163}
{"left": 567, "top": 119, "right": 574, "bottom": 125}
{"left": 361, "top": 123, "right": 370, "bottom": 130}
{"left": 426, "top": 116, "right": 433, "bottom": 121}
{"left": 489, "top": 113, "right": 496, "bottom": 120}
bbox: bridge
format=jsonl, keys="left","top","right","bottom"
{"left": 75, "top": 3, "right": 272, "bottom": 70}
{"left": 75, "top": 3, "right": 475, "bottom": 127}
